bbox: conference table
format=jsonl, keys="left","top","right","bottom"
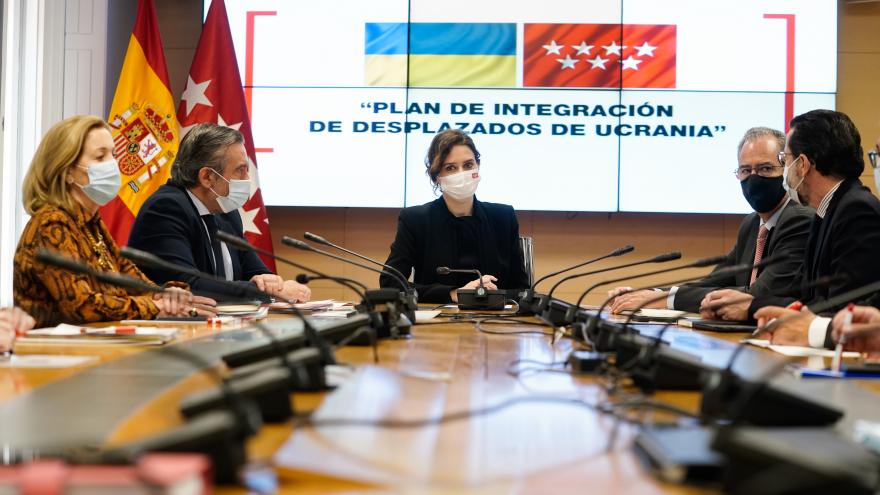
{"left": 1, "top": 307, "right": 878, "bottom": 494}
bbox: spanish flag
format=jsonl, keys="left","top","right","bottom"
{"left": 365, "top": 23, "right": 516, "bottom": 87}
{"left": 101, "top": 0, "right": 179, "bottom": 245}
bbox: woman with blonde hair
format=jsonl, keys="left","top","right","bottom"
{"left": 14, "top": 115, "right": 214, "bottom": 327}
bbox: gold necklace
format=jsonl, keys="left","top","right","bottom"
{"left": 83, "top": 223, "right": 116, "bottom": 272}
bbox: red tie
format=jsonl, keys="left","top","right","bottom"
{"left": 750, "top": 224, "right": 769, "bottom": 286}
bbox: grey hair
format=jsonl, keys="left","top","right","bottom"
{"left": 737, "top": 126, "right": 785, "bottom": 161}
{"left": 170, "top": 123, "right": 244, "bottom": 188}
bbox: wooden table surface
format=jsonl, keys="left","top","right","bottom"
{"left": 0, "top": 311, "right": 872, "bottom": 494}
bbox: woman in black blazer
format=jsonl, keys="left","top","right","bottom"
{"left": 380, "top": 130, "right": 529, "bottom": 303}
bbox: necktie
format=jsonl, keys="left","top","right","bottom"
{"left": 750, "top": 224, "right": 769, "bottom": 286}
{"left": 202, "top": 214, "right": 226, "bottom": 278}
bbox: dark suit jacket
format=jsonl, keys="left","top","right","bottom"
{"left": 380, "top": 197, "right": 529, "bottom": 303}
{"left": 750, "top": 179, "right": 880, "bottom": 325}
{"left": 673, "top": 200, "right": 813, "bottom": 312}
{"left": 127, "top": 182, "right": 271, "bottom": 301}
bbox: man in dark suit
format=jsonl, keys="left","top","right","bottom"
{"left": 727, "top": 110, "right": 880, "bottom": 349}
{"left": 608, "top": 127, "right": 813, "bottom": 315}
{"left": 128, "top": 124, "right": 310, "bottom": 302}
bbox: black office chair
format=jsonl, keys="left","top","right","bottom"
{"left": 519, "top": 236, "right": 534, "bottom": 287}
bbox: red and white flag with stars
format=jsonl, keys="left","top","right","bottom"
{"left": 523, "top": 23, "right": 676, "bottom": 88}
{"left": 178, "top": 0, "right": 275, "bottom": 270}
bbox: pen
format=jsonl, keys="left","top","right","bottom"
{"left": 85, "top": 326, "right": 137, "bottom": 335}
{"left": 751, "top": 300, "right": 803, "bottom": 337}
{"left": 832, "top": 303, "right": 854, "bottom": 372}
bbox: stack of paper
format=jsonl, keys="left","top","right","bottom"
{"left": 21, "top": 324, "right": 179, "bottom": 345}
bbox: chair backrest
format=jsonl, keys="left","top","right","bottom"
{"left": 518, "top": 236, "right": 534, "bottom": 287}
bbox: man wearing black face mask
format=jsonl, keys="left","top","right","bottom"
{"left": 609, "top": 127, "right": 813, "bottom": 315}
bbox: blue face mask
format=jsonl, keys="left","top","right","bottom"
{"left": 75, "top": 159, "right": 121, "bottom": 206}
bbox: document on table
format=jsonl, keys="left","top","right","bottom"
{"left": 745, "top": 339, "right": 861, "bottom": 358}
{"left": 20, "top": 324, "right": 179, "bottom": 345}
{"left": 0, "top": 354, "right": 99, "bottom": 368}
{"left": 270, "top": 299, "right": 336, "bottom": 311}
{"left": 637, "top": 309, "right": 686, "bottom": 319}
{"left": 415, "top": 310, "right": 441, "bottom": 322}
{"left": 215, "top": 305, "right": 269, "bottom": 319}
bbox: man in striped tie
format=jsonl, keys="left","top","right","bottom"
{"left": 607, "top": 127, "right": 813, "bottom": 318}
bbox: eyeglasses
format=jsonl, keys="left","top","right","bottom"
{"left": 734, "top": 164, "right": 784, "bottom": 180}
{"left": 869, "top": 150, "right": 878, "bottom": 169}
{"left": 777, "top": 151, "right": 795, "bottom": 164}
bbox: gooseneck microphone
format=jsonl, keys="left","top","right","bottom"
{"left": 574, "top": 259, "right": 753, "bottom": 351}
{"left": 36, "top": 249, "right": 164, "bottom": 294}
{"left": 531, "top": 244, "right": 635, "bottom": 292}
{"left": 295, "top": 273, "right": 369, "bottom": 293}
{"left": 436, "top": 266, "right": 507, "bottom": 310}
{"left": 121, "top": 245, "right": 338, "bottom": 366}
{"left": 213, "top": 232, "right": 365, "bottom": 303}
{"left": 537, "top": 251, "right": 683, "bottom": 326}
{"left": 553, "top": 251, "right": 684, "bottom": 302}
{"left": 607, "top": 261, "right": 776, "bottom": 390}
{"left": 299, "top": 233, "right": 420, "bottom": 328}
{"left": 284, "top": 236, "right": 409, "bottom": 293}
{"left": 436, "top": 266, "right": 484, "bottom": 286}
{"left": 237, "top": 233, "right": 406, "bottom": 340}
{"left": 304, "top": 231, "right": 412, "bottom": 293}
{"left": 516, "top": 245, "right": 636, "bottom": 316}
{"left": 283, "top": 236, "right": 415, "bottom": 337}
{"left": 574, "top": 253, "right": 725, "bottom": 312}
{"left": 565, "top": 254, "right": 727, "bottom": 337}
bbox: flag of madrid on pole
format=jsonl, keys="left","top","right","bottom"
{"left": 103, "top": 0, "right": 178, "bottom": 245}
{"left": 523, "top": 23, "right": 676, "bottom": 88}
{"left": 178, "top": 0, "right": 276, "bottom": 271}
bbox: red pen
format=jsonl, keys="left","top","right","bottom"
{"left": 87, "top": 326, "right": 136, "bottom": 335}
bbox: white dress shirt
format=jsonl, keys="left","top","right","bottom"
{"left": 186, "top": 190, "right": 234, "bottom": 281}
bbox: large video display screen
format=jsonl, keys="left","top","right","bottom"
{"left": 208, "top": 0, "right": 836, "bottom": 213}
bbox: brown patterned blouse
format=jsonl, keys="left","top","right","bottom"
{"left": 14, "top": 203, "right": 159, "bottom": 327}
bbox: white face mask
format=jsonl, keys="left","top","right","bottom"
{"left": 782, "top": 156, "right": 805, "bottom": 205}
{"left": 209, "top": 169, "right": 251, "bottom": 213}
{"left": 75, "top": 159, "right": 121, "bottom": 206}
{"left": 439, "top": 169, "right": 480, "bottom": 201}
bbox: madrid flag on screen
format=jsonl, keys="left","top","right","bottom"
{"left": 523, "top": 23, "right": 676, "bottom": 88}
{"left": 179, "top": 0, "right": 276, "bottom": 270}
{"left": 103, "top": 0, "right": 178, "bottom": 244}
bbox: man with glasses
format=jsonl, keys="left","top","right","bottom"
{"left": 608, "top": 127, "right": 812, "bottom": 315}
{"left": 718, "top": 110, "right": 880, "bottom": 349}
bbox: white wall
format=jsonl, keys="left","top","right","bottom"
{"left": 0, "top": 0, "right": 71, "bottom": 306}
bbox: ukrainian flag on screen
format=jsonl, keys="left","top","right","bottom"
{"left": 365, "top": 23, "right": 516, "bottom": 87}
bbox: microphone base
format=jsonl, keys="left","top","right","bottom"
{"left": 591, "top": 319, "right": 625, "bottom": 351}
{"left": 362, "top": 289, "right": 414, "bottom": 340}
{"left": 615, "top": 333, "right": 710, "bottom": 392}
{"left": 538, "top": 299, "right": 573, "bottom": 327}
{"left": 179, "top": 367, "right": 293, "bottom": 424}
{"left": 228, "top": 347, "right": 328, "bottom": 391}
{"left": 515, "top": 290, "right": 542, "bottom": 316}
{"left": 711, "top": 427, "right": 879, "bottom": 494}
{"left": 699, "top": 371, "right": 844, "bottom": 426}
{"left": 113, "top": 411, "right": 248, "bottom": 485}
{"left": 456, "top": 289, "right": 507, "bottom": 310}
{"left": 632, "top": 426, "right": 724, "bottom": 484}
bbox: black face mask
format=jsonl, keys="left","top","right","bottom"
{"left": 740, "top": 174, "right": 786, "bottom": 213}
